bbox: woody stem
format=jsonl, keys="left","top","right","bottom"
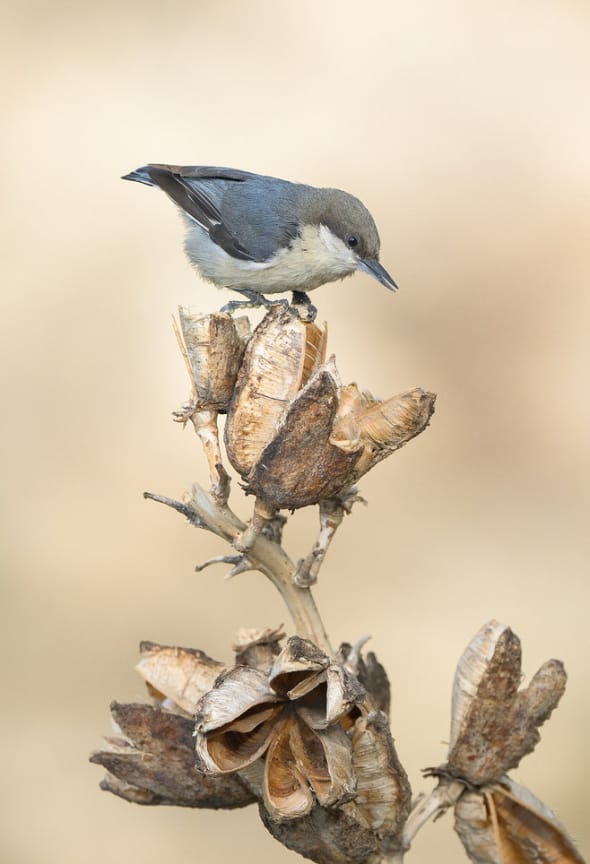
{"left": 186, "top": 483, "right": 332, "bottom": 653}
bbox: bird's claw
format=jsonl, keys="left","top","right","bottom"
{"left": 221, "top": 290, "right": 289, "bottom": 314}
{"left": 290, "top": 291, "right": 317, "bottom": 322}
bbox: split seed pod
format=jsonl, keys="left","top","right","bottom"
{"left": 455, "top": 778, "right": 584, "bottom": 864}
{"left": 350, "top": 709, "right": 411, "bottom": 851}
{"left": 446, "top": 620, "right": 567, "bottom": 786}
{"left": 244, "top": 363, "right": 365, "bottom": 509}
{"left": 331, "top": 387, "right": 436, "bottom": 481}
{"left": 176, "top": 308, "right": 250, "bottom": 411}
{"left": 225, "top": 305, "right": 327, "bottom": 477}
{"left": 194, "top": 636, "right": 363, "bottom": 821}
{"left": 245, "top": 379, "right": 435, "bottom": 510}
{"left": 135, "top": 641, "right": 226, "bottom": 715}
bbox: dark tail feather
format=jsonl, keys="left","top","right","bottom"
{"left": 121, "top": 166, "right": 156, "bottom": 186}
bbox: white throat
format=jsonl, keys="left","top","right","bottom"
{"left": 184, "top": 221, "right": 358, "bottom": 294}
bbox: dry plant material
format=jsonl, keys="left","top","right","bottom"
{"left": 176, "top": 309, "right": 251, "bottom": 411}
{"left": 91, "top": 301, "right": 585, "bottom": 864}
{"left": 135, "top": 641, "right": 226, "bottom": 715}
{"left": 90, "top": 702, "right": 254, "bottom": 809}
{"left": 225, "top": 305, "right": 327, "bottom": 477}
{"left": 402, "top": 620, "right": 583, "bottom": 863}
{"left": 194, "top": 637, "right": 369, "bottom": 821}
{"left": 455, "top": 778, "right": 584, "bottom": 864}
{"left": 446, "top": 620, "right": 566, "bottom": 785}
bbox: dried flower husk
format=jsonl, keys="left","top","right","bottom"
{"left": 268, "top": 634, "right": 331, "bottom": 695}
{"left": 258, "top": 801, "right": 378, "bottom": 864}
{"left": 454, "top": 778, "right": 585, "bottom": 864}
{"left": 350, "top": 709, "right": 412, "bottom": 851}
{"left": 194, "top": 637, "right": 364, "bottom": 821}
{"left": 176, "top": 309, "right": 250, "bottom": 410}
{"left": 90, "top": 702, "right": 255, "bottom": 809}
{"left": 337, "top": 643, "right": 391, "bottom": 717}
{"left": 225, "top": 305, "right": 326, "bottom": 476}
{"left": 195, "top": 665, "right": 279, "bottom": 773}
{"left": 233, "top": 625, "right": 286, "bottom": 671}
{"left": 339, "top": 387, "right": 436, "bottom": 481}
{"left": 244, "top": 365, "right": 364, "bottom": 509}
{"left": 446, "top": 621, "right": 567, "bottom": 786}
{"left": 263, "top": 715, "right": 356, "bottom": 821}
{"left": 135, "top": 641, "right": 226, "bottom": 715}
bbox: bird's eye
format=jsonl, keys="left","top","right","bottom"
{"left": 345, "top": 234, "right": 359, "bottom": 249}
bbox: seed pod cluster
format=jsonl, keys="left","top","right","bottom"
{"left": 438, "top": 621, "right": 583, "bottom": 864}
{"left": 219, "top": 306, "right": 435, "bottom": 510}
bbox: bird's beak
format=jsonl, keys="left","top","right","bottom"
{"left": 358, "top": 258, "right": 399, "bottom": 292}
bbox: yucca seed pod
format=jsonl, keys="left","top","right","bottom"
{"left": 176, "top": 309, "right": 250, "bottom": 411}
{"left": 225, "top": 305, "right": 326, "bottom": 477}
{"left": 350, "top": 710, "right": 411, "bottom": 851}
{"left": 344, "top": 387, "right": 436, "bottom": 481}
{"left": 244, "top": 364, "right": 364, "bottom": 509}
{"left": 135, "top": 641, "right": 226, "bottom": 715}
{"left": 193, "top": 637, "right": 364, "bottom": 822}
{"left": 233, "top": 625, "right": 286, "bottom": 672}
{"left": 454, "top": 778, "right": 584, "bottom": 864}
{"left": 446, "top": 620, "right": 567, "bottom": 786}
{"left": 90, "top": 702, "right": 255, "bottom": 810}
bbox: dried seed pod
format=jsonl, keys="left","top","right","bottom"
{"left": 233, "top": 625, "right": 286, "bottom": 671}
{"left": 196, "top": 665, "right": 278, "bottom": 737}
{"left": 454, "top": 779, "right": 585, "bottom": 864}
{"left": 225, "top": 306, "right": 326, "bottom": 476}
{"left": 135, "top": 641, "right": 226, "bottom": 715}
{"left": 90, "top": 702, "right": 255, "bottom": 809}
{"left": 447, "top": 621, "right": 567, "bottom": 786}
{"left": 176, "top": 309, "right": 250, "bottom": 411}
{"left": 244, "top": 365, "right": 364, "bottom": 509}
{"left": 195, "top": 666, "right": 281, "bottom": 773}
{"left": 263, "top": 717, "right": 355, "bottom": 821}
{"left": 268, "top": 635, "right": 331, "bottom": 697}
{"left": 325, "top": 665, "right": 366, "bottom": 727}
{"left": 344, "top": 388, "right": 436, "bottom": 480}
{"left": 335, "top": 382, "right": 378, "bottom": 424}
{"left": 192, "top": 637, "right": 363, "bottom": 822}
{"left": 350, "top": 710, "right": 411, "bottom": 850}
{"left": 338, "top": 643, "right": 391, "bottom": 717}
{"left": 449, "top": 620, "right": 514, "bottom": 752}
{"left": 258, "top": 802, "right": 378, "bottom": 864}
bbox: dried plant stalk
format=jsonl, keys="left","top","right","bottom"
{"left": 91, "top": 301, "right": 584, "bottom": 864}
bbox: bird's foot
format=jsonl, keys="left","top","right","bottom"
{"left": 221, "top": 290, "right": 289, "bottom": 314}
{"left": 290, "top": 291, "right": 317, "bottom": 322}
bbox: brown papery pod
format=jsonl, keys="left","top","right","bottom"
{"left": 446, "top": 621, "right": 567, "bottom": 786}
{"left": 336, "top": 383, "right": 378, "bottom": 418}
{"left": 350, "top": 709, "right": 411, "bottom": 853}
{"left": 176, "top": 309, "right": 250, "bottom": 410}
{"left": 135, "top": 641, "right": 226, "bottom": 715}
{"left": 454, "top": 778, "right": 585, "bottom": 864}
{"left": 90, "top": 702, "right": 255, "bottom": 810}
{"left": 225, "top": 306, "right": 326, "bottom": 477}
{"left": 244, "top": 364, "right": 363, "bottom": 509}
{"left": 344, "top": 387, "right": 436, "bottom": 480}
{"left": 233, "top": 625, "right": 286, "bottom": 672}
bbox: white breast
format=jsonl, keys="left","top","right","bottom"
{"left": 184, "top": 223, "right": 357, "bottom": 294}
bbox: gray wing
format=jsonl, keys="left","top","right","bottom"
{"left": 122, "top": 164, "right": 301, "bottom": 262}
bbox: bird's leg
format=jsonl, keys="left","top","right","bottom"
{"left": 221, "top": 289, "right": 288, "bottom": 314}
{"left": 290, "top": 291, "right": 317, "bottom": 322}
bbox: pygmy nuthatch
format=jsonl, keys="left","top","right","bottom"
{"left": 123, "top": 164, "right": 397, "bottom": 307}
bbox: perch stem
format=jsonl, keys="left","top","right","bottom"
{"left": 188, "top": 483, "right": 332, "bottom": 653}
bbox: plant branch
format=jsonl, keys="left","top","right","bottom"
{"left": 145, "top": 483, "right": 332, "bottom": 653}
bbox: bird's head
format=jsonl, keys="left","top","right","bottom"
{"left": 303, "top": 187, "right": 398, "bottom": 291}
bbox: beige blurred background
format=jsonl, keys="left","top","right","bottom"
{"left": 2, "top": 0, "right": 589, "bottom": 861}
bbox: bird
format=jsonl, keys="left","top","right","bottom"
{"left": 122, "top": 164, "right": 397, "bottom": 313}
